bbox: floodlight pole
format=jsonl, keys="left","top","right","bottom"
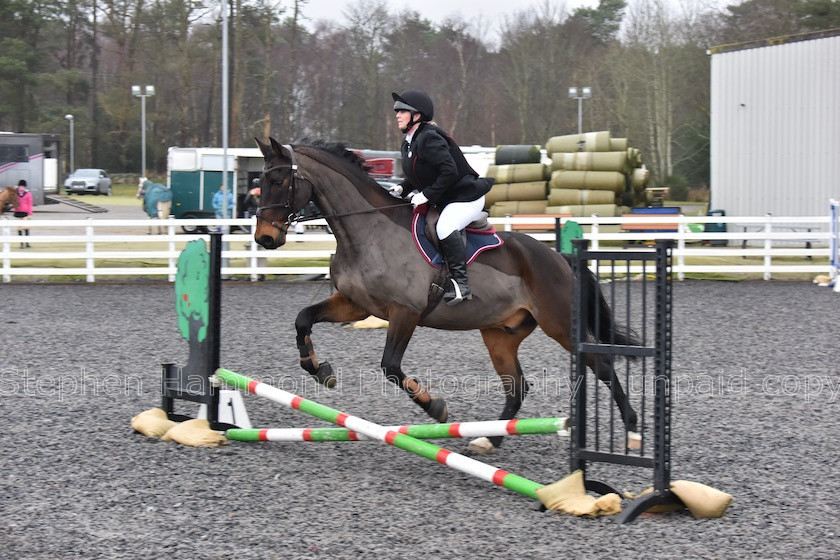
{"left": 131, "top": 84, "right": 156, "bottom": 177}
{"left": 64, "top": 114, "right": 74, "bottom": 174}
{"left": 568, "top": 86, "right": 592, "bottom": 136}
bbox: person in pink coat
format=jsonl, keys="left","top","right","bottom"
{"left": 14, "top": 180, "right": 33, "bottom": 248}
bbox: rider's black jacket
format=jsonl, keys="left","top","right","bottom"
{"left": 398, "top": 123, "right": 493, "bottom": 207}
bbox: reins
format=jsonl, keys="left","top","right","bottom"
{"left": 255, "top": 144, "right": 413, "bottom": 232}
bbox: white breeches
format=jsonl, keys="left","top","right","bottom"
{"left": 436, "top": 196, "right": 486, "bottom": 239}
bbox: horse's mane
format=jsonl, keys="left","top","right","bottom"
{"left": 294, "top": 138, "right": 372, "bottom": 178}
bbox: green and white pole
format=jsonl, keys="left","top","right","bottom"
{"left": 227, "top": 417, "right": 567, "bottom": 443}
{"left": 215, "top": 368, "right": 546, "bottom": 501}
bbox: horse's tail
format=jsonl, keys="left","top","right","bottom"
{"left": 562, "top": 253, "right": 642, "bottom": 351}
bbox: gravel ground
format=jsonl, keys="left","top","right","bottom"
{"left": 1, "top": 280, "right": 838, "bottom": 559}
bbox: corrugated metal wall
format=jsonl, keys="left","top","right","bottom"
{"left": 710, "top": 31, "right": 840, "bottom": 218}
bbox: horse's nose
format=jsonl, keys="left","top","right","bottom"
{"left": 257, "top": 235, "right": 278, "bottom": 249}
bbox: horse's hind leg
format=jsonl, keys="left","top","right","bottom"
{"left": 381, "top": 306, "right": 448, "bottom": 423}
{"left": 471, "top": 320, "right": 537, "bottom": 453}
{"left": 294, "top": 292, "right": 369, "bottom": 387}
{"left": 587, "top": 353, "right": 637, "bottom": 432}
{"left": 540, "top": 320, "right": 638, "bottom": 433}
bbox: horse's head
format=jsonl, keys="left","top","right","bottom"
{"left": 3, "top": 187, "right": 20, "bottom": 211}
{"left": 254, "top": 137, "right": 313, "bottom": 249}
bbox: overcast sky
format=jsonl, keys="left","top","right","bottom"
{"left": 299, "top": 0, "right": 735, "bottom": 43}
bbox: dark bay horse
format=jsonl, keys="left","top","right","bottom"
{"left": 254, "top": 137, "right": 639, "bottom": 451}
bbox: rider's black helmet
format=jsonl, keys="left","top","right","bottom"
{"left": 392, "top": 90, "right": 434, "bottom": 122}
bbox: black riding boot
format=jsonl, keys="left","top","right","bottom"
{"left": 440, "top": 231, "right": 471, "bottom": 306}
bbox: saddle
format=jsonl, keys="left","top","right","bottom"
{"left": 412, "top": 206, "right": 504, "bottom": 268}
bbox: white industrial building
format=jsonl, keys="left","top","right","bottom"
{"left": 709, "top": 29, "right": 840, "bottom": 219}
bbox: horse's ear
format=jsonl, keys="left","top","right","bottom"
{"left": 268, "top": 137, "right": 286, "bottom": 157}
{"left": 255, "top": 137, "right": 270, "bottom": 157}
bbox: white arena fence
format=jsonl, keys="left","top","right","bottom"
{"left": 0, "top": 213, "right": 836, "bottom": 283}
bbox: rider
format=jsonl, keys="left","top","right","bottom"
{"left": 391, "top": 89, "right": 494, "bottom": 306}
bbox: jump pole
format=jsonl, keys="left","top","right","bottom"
{"left": 227, "top": 417, "right": 568, "bottom": 443}
{"left": 215, "top": 368, "right": 546, "bottom": 501}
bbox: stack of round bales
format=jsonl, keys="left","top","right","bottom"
{"left": 483, "top": 145, "right": 550, "bottom": 217}
{"left": 545, "top": 131, "right": 650, "bottom": 216}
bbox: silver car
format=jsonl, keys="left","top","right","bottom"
{"left": 64, "top": 168, "right": 112, "bottom": 195}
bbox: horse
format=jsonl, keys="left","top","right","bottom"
{"left": 253, "top": 137, "right": 639, "bottom": 452}
{"left": 0, "top": 186, "right": 20, "bottom": 214}
{"left": 137, "top": 177, "right": 172, "bottom": 234}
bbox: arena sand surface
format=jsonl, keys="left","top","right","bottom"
{"left": 1, "top": 280, "right": 838, "bottom": 559}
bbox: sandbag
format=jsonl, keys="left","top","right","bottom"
{"left": 160, "top": 418, "right": 227, "bottom": 447}
{"left": 550, "top": 151, "right": 629, "bottom": 173}
{"left": 485, "top": 163, "right": 548, "bottom": 183}
{"left": 548, "top": 188, "right": 615, "bottom": 206}
{"left": 546, "top": 203, "right": 618, "bottom": 217}
{"left": 550, "top": 170, "right": 626, "bottom": 192}
{"left": 131, "top": 407, "right": 177, "bottom": 438}
{"left": 489, "top": 200, "right": 548, "bottom": 217}
{"left": 536, "top": 470, "right": 622, "bottom": 517}
{"left": 484, "top": 182, "right": 548, "bottom": 206}
{"left": 348, "top": 316, "right": 389, "bottom": 329}
{"left": 670, "top": 480, "right": 733, "bottom": 518}
{"left": 495, "top": 145, "right": 541, "bottom": 165}
{"left": 545, "top": 131, "right": 612, "bottom": 154}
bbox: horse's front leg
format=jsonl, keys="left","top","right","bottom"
{"left": 382, "top": 306, "right": 448, "bottom": 423}
{"left": 295, "top": 292, "right": 370, "bottom": 388}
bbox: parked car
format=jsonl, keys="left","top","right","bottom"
{"left": 64, "top": 168, "right": 112, "bottom": 195}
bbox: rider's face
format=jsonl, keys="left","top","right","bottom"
{"left": 395, "top": 109, "right": 412, "bottom": 131}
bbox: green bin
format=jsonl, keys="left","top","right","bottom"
{"left": 705, "top": 209, "right": 727, "bottom": 246}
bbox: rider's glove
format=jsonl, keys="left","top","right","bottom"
{"left": 387, "top": 185, "right": 403, "bottom": 197}
{"left": 409, "top": 191, "right": 428, "bottom": 208}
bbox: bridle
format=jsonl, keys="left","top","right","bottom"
{"left": 255, "top": 144, "right": 302, "bottom": 233}
{"left": 255, "top": 144, "right": 413, "bottom": 234}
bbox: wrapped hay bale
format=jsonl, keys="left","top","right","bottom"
{"left": 485, "top": 163, "right": 548, "bottom": 183}
{"left": 545, "top": 131, "right": 611, "bottom": 154}
{"left": 489, "top": 200, "right": 548, "bottom": 217}
{"left": 131, "top": 407, "right": 177, "bottom": 438}
{"left": 495, "top": 145, "right": 541, "bottom": 165}
{"left": 160, "top": 418, "right": 227, "bottom": 447}
{"left": 627, "top": 147, "right": 643, "bottom": 167}
{"left": 548, "top": 188, "right": 615, "bottom": 206}
{"left": 550, "top": 170, "right": 626, "bottom": 192}
{"left": 550, "top": 151, "right": 629, "bottom": 173}
{"left": 631, "top": 166, "right": 650, "bottom": 190}
{"left": 484, "top": 181, "right": 548, "bottom": 206}
{"left": 609, "top": 137, "right": 628, "bottom": 151}
{"left": 546, "top": 203, "right": 618, "bottom": 217}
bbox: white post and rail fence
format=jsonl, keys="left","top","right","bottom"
{"left": 1, "top": 212, "right": 837, "bottom": 283}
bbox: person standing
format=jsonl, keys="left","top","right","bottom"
{"left": 212, "top": 186, "right": 234, "bottom": 233}
{"left": 390, "top": 89, "right": 494, "bottom": 306}
{"left": 212, "top": 186, "right": 234, "bottom": 219}
{"left": 14, "top": 180, "right": 33, "bottom": 248}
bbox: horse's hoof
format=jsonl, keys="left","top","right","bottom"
{"left": 310, "top": 360, "right": 336, "bottom": 388}
{"left": 468, "top": 437, "right": 496, "bottom": 454}
{"left": 427, "top": 398, "right": 448, "bottom": 423}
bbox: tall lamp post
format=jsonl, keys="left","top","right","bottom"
{"left": 64, "top": 114, "right": 74, "bottom": 175}
{"left": 131, "top": 84, "right": 155, "bottom": 177}
{"left": 568, "top": 86, "right": 592, "bottom": 136}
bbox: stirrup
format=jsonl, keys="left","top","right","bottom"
{"left": 444, "top": 278, "right": 472, "bottom": 306}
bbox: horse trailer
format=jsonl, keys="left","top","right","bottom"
{"left": 0, "top": 132, "right": 61, "bottom": 205}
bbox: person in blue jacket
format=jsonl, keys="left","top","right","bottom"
{"left": 212, "top": 187, "right": 234, "bottom": 219}
{"left": 390, "top": 89, "right": 493, "bottom": 306}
